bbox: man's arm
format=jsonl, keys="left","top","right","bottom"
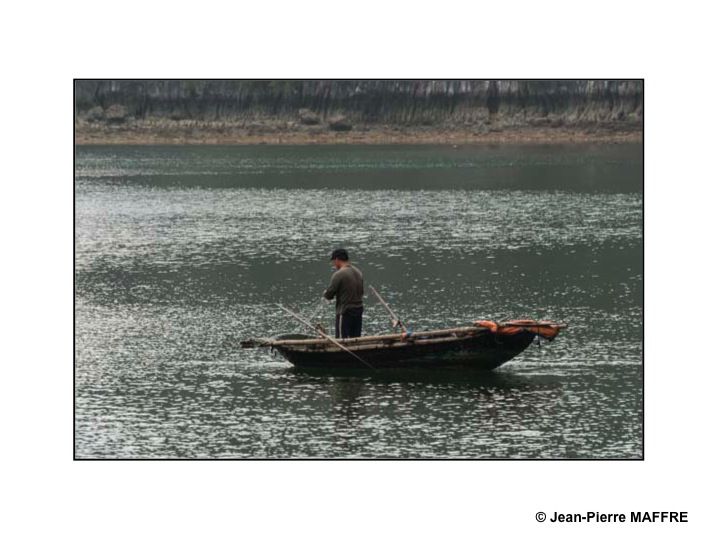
{"left": 323, "top": 272, "right": 341, "bottom": 300}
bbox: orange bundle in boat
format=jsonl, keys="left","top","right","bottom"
{"left": 473, "top": 320, "right": 498, "bottom": 333}
{"left": 474, "top": 319, "right": 563, "bottom": 340}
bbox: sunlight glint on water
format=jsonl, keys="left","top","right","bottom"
{"left": 75, "top": 144, "right": 642, "bottom": 458}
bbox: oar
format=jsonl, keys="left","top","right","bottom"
{"left": 276, "top": 304, "right": 375, "bottom": 370}
{"left": 369, "top": 286, "right": 407, "bottom": 333}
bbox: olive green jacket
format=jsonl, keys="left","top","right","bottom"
{"left": 323, "top": 264, "right": 364, "bottom": 315}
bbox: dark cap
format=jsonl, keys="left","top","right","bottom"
{"left": 330, "top": 248, "right": 349, "bottom": 261}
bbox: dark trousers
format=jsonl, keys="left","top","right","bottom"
{"left": 335, "top": 307, "right": 363, "bottom": 338}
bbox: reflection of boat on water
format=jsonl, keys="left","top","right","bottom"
{"left": 289, "top": 365, "right": 562, "bottom": 391}
{"left": 242, "top": 320, "right": 567, "bottom": 371}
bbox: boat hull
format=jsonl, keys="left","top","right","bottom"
{"left": 273, "top": 331, "right": 536, "bottom": 370}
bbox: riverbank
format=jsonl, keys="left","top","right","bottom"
{"left": 75, "top": 121, "right": 641, "bottom": 145}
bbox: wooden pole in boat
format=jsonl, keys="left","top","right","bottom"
{"left": 369, "top": 285, "right": 407, "bottom": 333}
{"left": 276, "top": 304, "right": 375, "bottom": 370}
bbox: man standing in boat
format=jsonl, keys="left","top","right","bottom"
{"left": 323, "top": 248, "right": 364, "bottom": 339}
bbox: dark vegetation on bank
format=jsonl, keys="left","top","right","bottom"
{"left": 74, "top": 80, "right": 643, "bottom": 144}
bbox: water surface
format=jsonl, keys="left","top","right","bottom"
{"left": 75, "top": 144, "right": 642, "bottom": 458}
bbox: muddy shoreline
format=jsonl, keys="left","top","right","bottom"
{"left": 75, "top": 123, "right": 642, "bottom": 145}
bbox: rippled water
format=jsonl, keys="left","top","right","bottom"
{"left": 75, "top": 144, "right": 642, "bottom": 458}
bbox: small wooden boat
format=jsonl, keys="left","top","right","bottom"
{"left": 242, "top": 319, "right": 567, "bottom": 370}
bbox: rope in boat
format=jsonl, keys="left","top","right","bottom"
{"left": 308, "top": 297, "right": 326, "bottom": 326}
{"left": 284, "top": 298, "right": 327, "bottom": 335}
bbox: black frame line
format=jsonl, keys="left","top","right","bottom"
{"left": 73, "top": 78, "right": 644, "bottom": 461}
